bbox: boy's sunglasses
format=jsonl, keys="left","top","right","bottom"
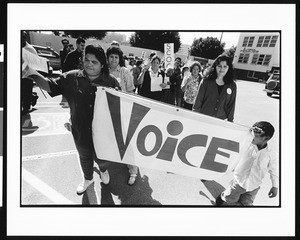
{"left": 251, "top": 126, "right": 265, "bottom": 135}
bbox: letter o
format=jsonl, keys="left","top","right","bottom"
{"left": 137, "top": 125, "right": 162, "bottom": 156}
{"left": 166, "top": 56, "right": 172, "bottom": 62}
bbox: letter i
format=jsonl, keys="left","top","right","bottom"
{"left": 156, "top": 120, "right": 183, "bottom": 161}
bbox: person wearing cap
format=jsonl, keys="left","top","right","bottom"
{"left": 60, "top": 38, "right": 70, "bottom": 70}
{"left": 110, "top": 40, "right": 120, "bottom": 48}
{"left": 215, "top": 121, "right": 279, "bottom": 206}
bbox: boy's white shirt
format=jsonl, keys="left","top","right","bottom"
{"left": 234, "top": 143, "right": 279, "bottom": 192}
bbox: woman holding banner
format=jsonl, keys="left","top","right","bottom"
{"left": 106, "top": 46, "right": 139, "bottom": 185}
{"left": 193, "top": 54, "right": 237, "bottom": 122}
{"left": 28, "top": 44, "right": 121, "bottom": 195}
{"left": 138, "top": 55, "right": 168, "bottom": 101}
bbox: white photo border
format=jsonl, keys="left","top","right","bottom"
{"left": 7, "top": 3, "right": 295, "bottom": 236}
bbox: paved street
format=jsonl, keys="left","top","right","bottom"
{"left": 21, "top": 80, "right": 280, "bottom": 206}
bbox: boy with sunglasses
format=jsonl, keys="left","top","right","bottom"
{"left": 215, "top": 121, "right": 279, "bottom": 206}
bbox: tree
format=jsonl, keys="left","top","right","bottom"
{"left": 63, "top": 30, "right": 107, "bottom": 40}
{"left": 190, "top": 37, "right": 225, "bottom": 59}
{"left": 224, "top": 45, "right": 236, "bottom": 63}
{"left": 129, "top": 31, "right": 181, "bottom": 53}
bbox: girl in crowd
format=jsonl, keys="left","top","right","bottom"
{"left": 138, "top": 55, "right": 168, "bottom": 101}
{"left": 106, "top": 46, "right": 138, "bottom": 185}
{"left": 181, "top": 61, "right": 202, "bottom": 110}
{"left": 193, "top": 54, "right": 237, "bottom": 122}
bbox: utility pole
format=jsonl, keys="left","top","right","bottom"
{"left": 220, "top": 32, "right": 223, "bottom": 43}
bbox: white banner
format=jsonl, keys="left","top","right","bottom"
{"left": 164, "top": 43, "right": 174, "bottom": 69}
{"left": 141, "top": 51, "right": 146, "bottom": 59}
{"left": 92, "top": 88, "right": 253, "bottom": 180}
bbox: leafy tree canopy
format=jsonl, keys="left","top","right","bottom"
{"left": 190, "top": 36, "right": 225, "bottom": 59}
{"left": 129, "top": 31, "right": 181, "bottom": 53}
{"left": 224, "top": 45, "right": 236, "bottom": 62}
{"left": 63, "top": 30, "right": 107, "bottom": 40}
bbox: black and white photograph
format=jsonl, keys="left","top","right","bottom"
{"left": 6, "top": 3, "right": 296, "bottom": 237}
{"left": 20, "top": 29, "right": 280, "bottom": 207}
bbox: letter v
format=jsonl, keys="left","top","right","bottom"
{"left": 106, "top": 92, "right": 150, "bottom": 160}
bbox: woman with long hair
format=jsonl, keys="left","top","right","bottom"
{"left": 193, "top": 54, "right": 237, "bottom": 122}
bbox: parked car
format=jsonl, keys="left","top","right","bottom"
{"left": 264, "top": 68, "right": 280, "bottom": 97}
{"left": 32, "top": 45, "right": 61, "bottom": 71}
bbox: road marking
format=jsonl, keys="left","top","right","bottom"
{"left": 22, "top": 150, "right": 78, "bottom": 162}
{"left": 22, "top": 168, "right": 75, "bottom": 205}
{"left": 22, "top": 112, "right": 71, "bottom": 138}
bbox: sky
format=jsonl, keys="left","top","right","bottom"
{"left": 117, "top": 31, "right": 241, "bottom": 48}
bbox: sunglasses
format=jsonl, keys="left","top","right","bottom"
{"left": 251, "top": 126, "right": 265, "bottom": 135}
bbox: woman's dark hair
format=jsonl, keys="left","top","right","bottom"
{"left": 106, "top": 46, "right": 125, "bottom": 67}
{"left": 136, "top": 60, "right": 143, "bottom": 67}
{"left": 85, "top": 44, "right": 109, "bottom": 75}
{"left": 205, "top": 54, "right": 235, "bottom": 84}
{"left": 76, "top": 37, "right": 85, "bottom": 45}
{"left": 189, "top": 61, "right": 202, "bottom": 73}
{"left": 252, "top": 121, "right": 275, "bottom": 139}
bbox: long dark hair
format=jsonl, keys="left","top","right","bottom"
{"left": 205, "top": 54, "right": 235, "bottom": 84}
{"left": 85, "top": 44, "right": 109, "bottom": 75}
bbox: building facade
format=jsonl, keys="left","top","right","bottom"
{"left": 233, "top": 32, "right": 280, "bottom": 81}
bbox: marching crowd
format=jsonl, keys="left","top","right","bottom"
{"left": 21, "top": 33, "right": 279, "bottom": 206}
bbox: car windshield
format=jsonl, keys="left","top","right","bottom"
{"left": 271, "top": 74, "right": 280, "bottom": 80}
{"left": 37, "top": 49, "right": 57, "bottom": 57}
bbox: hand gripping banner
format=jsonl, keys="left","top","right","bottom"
{"left": 92, "top": 87, "right": 253, "bottom": 180}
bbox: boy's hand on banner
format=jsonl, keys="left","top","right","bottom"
{"left": 268, "top": 187, "right": 278, "bottom": 198}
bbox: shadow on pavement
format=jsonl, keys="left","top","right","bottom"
{"left": 21, "top": 112, "right": 39, "bottom": 136}
{"left": 199, "top": 180, "right": 226, "bottom": 205}
{"left": 200, "top": 180, "right": 238, "bottom": 206}
{"left": 82, "top": 182, "right": 99, "bottom": 205}
{"left": 93, "top": 161, "right": 162, "bottom": 206}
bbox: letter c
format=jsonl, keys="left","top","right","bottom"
{"left": 177, "top": 134, "right": 208, "bottom": 167}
